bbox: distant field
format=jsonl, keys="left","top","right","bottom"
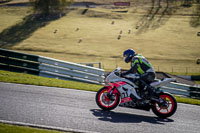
{"left": 0, "top": 0, "right": 200, "bottom": 72}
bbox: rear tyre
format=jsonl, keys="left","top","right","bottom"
{"left": 96, "top": 87, "right": 120, "bottom": 111}
{"left": 152, "top": 93, "right": 177, "bottom": 118}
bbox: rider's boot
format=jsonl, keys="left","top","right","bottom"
{"left": 144, "top": 85, "right": 155, "bottom": 99}
{"left": 146, "top": 87, "right": 165, "bottom": 105}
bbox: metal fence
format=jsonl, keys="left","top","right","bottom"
{"left": 0, "top": 48, "right": 105, "bottom": 84}
{"left": 0, "top": 48, "right": 199, "bottom": 98}
{"left": 80, "top": 62, "right": 102, "bottom": 69}
{"left": 160, "top": 82, "right": 200, "bottom": 99}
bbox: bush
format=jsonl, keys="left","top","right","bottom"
{"left": 29, "top": 0, "right": 74, "bottom": 16}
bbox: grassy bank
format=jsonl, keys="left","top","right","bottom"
{"left": 0, "top": 123, "right": 69, "bottom": 133}
{"left": 0, "top": 70, "right": 199, "bottom": 105}
{"left": 175, "top": 96, "right": 200, "bottom": 105}
{"left": 0, "top": 70, "right": 102, "bottom": 92}
{"left": 0, "top": 1, "right": 200, "bottom": 72}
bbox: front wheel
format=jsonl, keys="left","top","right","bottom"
{"left": 96, "top": 87, "right": 120, "bottom": 111}
{"left": 151, "top": 93, "right": 177, "bottom": 118}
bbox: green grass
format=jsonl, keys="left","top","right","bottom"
{"left": 175, "top": 96, "right": 200, "bottom": 105}
{"left": 0, "top": 70, "right": 199, "bottom": 105}
{"left": 0, "top": 1, "right": 199, "bottom": 73}
{"left": 0, "top": 123, "right": 70, "bottom": 133}
{"left": 195, "top": 81, "right": 200, "bottom": 84}
{"left": 0, "top": 70, "right": 102, "bottom": 92}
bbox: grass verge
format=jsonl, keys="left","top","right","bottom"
{"left": 0, "top": 123, "right": 69, "bottom": 133}
{"left": 0, "top": 70, "right": 102, "bottom": 92}
{"left": 195, "top": 81, "right": 200, "bottom": 84}
{"left": 0, "top": 70, "right": 199, "bottom": 105}
{"left": 174, "top": 96, "right": 200, "bottom": 105}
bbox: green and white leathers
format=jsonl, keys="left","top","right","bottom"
{"left": 131, "top": 54, "right": 155, "bottom": 75}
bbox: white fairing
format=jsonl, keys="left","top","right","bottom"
{"left": 119, "top": 84, "right": 141, "bottom": 99}
{"left": 150, "top": 78, "right": 176, "bottom": 87}
{"left": 124, "top": 74, "right": 140, "bottom": 79}
{"left": 105, "top": 67, "right": 142, "bottom": 100}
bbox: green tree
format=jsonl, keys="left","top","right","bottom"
{"left": 29, "top": 0, "right": 73, "bottom": 16}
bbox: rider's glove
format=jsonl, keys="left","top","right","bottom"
{"left": 120, "top": 73, "right": 125, "bottom": 77}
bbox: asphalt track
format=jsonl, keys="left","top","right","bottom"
{"left": 0, "top": 82, "right": 200, "bottom": 133}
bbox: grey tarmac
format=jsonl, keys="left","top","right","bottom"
{"left": 0, "top": 82, "right": 200, "bottom": 133}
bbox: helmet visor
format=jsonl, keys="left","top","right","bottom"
{"left": 123, "top": 55, "right": 130, "bottom": 63}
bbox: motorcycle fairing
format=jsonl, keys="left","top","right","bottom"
{"left": 150, "top": 78, "right": 176, "bottom": 87}
{"left": 106, "top": 81, "right": 142, "bottom": 105}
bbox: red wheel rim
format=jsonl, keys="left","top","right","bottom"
{"left": 98, "top": 88, "right": 118, "bottom": 108}
{"left": 154, "top": 94, "right": 175, "bottom": 114}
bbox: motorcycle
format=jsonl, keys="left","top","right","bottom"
{"left": 96, "top": 67, "right": 177, "bottom": 118}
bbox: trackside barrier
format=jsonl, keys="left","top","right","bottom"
{"left": 38, "top": 56, "right": 105, "bottom": 84}
{"left": 161, "top": 82, "right": 200, "bottom": 99}
{"left": 0, "top": 48, "right": 105, "bottom": 84}
{"left": 0, "top": 48, "right": 200, "bottom": 98}
{"left": 0, "top": 48, "right": 40, "bottom": 75}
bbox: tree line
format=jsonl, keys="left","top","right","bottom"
{"left": 29, "top": 0, "right": 74, "bottom": 16}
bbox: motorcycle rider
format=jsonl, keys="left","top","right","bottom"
{"left": 121, "top": 49, "right": 156, "bottom": 99}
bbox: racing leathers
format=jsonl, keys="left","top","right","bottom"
{"left": 121, "top": 54, "right": 156, "bottom": 98}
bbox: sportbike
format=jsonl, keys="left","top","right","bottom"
{"left": 96, "top": 67, "right": 177, "bottom": 118}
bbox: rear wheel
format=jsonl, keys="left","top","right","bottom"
{"left": 96, "top": 87, "right": 120, "bottom": 111}
{"left": 152, "top": 93, "right": 177, "bottom": 118}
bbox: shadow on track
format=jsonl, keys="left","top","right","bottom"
{"left": 91, "top": 109, "right": 174, "bottom": 125}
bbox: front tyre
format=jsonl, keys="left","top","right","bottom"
{"left": 152, "top": 93, "right": 177, "bottom": 118}
{"left": 96, "top": 87, "right": 120, "bottom": 111}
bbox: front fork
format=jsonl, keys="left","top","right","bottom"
{"left": 107, "top": 90, "right": 113, "bottom": 99}
{"left": 106, "top": 86, "right": 121, "bottom": 100}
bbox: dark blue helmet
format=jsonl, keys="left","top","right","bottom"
{"left": 123, "top": 49, "right": 135, "bottom": 63}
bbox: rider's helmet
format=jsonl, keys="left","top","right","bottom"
{"left": 123, "top": 49, "right": 135, "bottom": 63}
